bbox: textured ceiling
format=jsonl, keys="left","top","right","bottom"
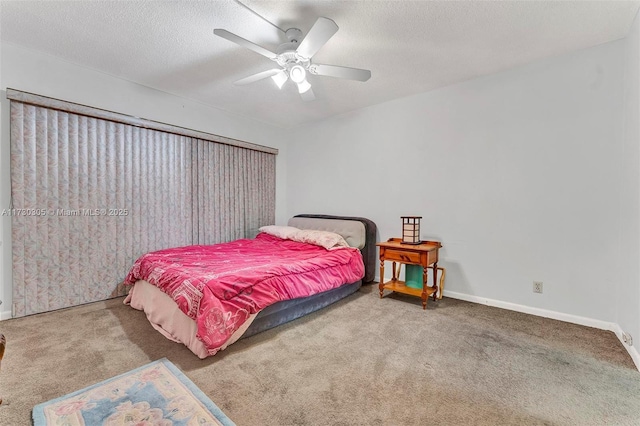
{"left": 1, "top": 1, "right": 639, "bottom": 128}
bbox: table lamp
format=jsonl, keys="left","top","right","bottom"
{"left": 401, "top": 216, "right": 422, "bottom": 245}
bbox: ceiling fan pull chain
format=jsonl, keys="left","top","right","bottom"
{"left": 232, "top": 0, "right": 285, "bottom": 34}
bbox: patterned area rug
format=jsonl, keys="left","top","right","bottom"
{"left": 32, "top": 358, "right": 235, "bottom": 425}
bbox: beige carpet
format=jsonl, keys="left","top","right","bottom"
{"left": 1, "top": 285, "right": 639, "bottom": 425}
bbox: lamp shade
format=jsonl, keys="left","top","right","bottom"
{"left": 401, "top": 216, "right": 421, "bottom": 245}
{"left": 297, "top": 80, "right": 311, "bottom": 93}
{"left": 272, "top": 70, "right": 288, "bottom": 89}
{"left": 290, "top": 65, "right": 306, "bottom": 83}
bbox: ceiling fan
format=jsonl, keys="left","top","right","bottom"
{"left": 214, "top": 17, "right": 371, "bottom": 101}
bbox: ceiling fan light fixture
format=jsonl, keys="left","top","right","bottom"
{"left": 290, "top": 65, "right": 306, "bottom": 84}
{"left": 297, "top": 80, "right": 312, "bottom": 94}
{"left": 272, "top": 71, "right": 288, "bottom": 89}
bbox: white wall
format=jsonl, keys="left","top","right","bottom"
{"left": 620, "top": 11, "right": 640, "bottom": 359}
{"left": 0, "top": 42, "right": 288, "bottom": 318}
{"left": 287, "top": 40, "right": 627, "bottom": 325}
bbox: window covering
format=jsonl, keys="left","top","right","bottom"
{"left": 8, "top": 90, "right": 276, "bottom": 317}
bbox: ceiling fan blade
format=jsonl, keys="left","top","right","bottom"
{"left": 296, "top": 17, "right": 339, "bottom": 59}
{"left": 214, "top": 29, "right": 277, "bottom": 60}
{"left": 234, "top": 69, "right": 282, "bottom": 86}
{"left": 310, "top": 64, "right": 371, "bottom": 82}
{"left": 300, "top": 87, "right": 316, "bottom": 102}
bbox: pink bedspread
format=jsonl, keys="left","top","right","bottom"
{"left": 124, "top": 233, "right": 364, "bottom": 355}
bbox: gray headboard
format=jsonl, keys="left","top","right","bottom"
{"left": 291, "top": 214, "right": 377, "bottom": 284}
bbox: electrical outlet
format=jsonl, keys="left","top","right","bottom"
{"left": 622, "top": 332, "right": 633, "bottom": 346}
{"left": 533, "top": 281, "right": 543, "bottom": 294}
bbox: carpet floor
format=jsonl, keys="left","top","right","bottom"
{"left": 0, "top": 286, "right": 639, "bottom": 425}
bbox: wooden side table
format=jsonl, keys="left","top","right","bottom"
{"left": 377, "top": 238, "right": 442, "bottom": 309}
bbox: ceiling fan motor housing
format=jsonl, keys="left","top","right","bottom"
{"left": 285, "top": 28, "right": 303, "bottom": 42}
{"left": 276, "top": 28, "right": 313, "bottom": 69}
{"left": 275, "top": 49, "right": 310, "bottom": 70}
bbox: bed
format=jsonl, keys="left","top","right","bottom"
{"left": 123, "top": 214, "right": 377, "bottom": 358}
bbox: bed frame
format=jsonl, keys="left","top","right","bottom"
{"left": 241, "top": 214, "right": 377, "bottom": 339}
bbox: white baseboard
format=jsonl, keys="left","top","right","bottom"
{"left": 443, "top": 290, "right": 640, "bottom": 372}
{"left": 443, "top": 290, "right": 616, "bottom": 330}
{"left": 611, "top": 323, "right": 640, "bottom": 371}
{"left": 0, "top": 310, "right": 11, "bottom": 320}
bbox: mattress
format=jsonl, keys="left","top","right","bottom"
{"left": 125, "top": 280, "right": 256, "bottom": 358}
{"left": 125, "top": 279, "right": 362, "bottom": 358}
{"left": 124, "top": 215, "right": 377, "bottom": 358}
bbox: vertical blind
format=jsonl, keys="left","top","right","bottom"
{"left": 9, "top": 92, "right": 276, "bottom": 317}
{"left": 194, "top": 139, "right": 276, "bottom": 244}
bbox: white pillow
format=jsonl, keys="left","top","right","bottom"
{"left": 258, "top": 225, "right": 300, "bottom": 240}
{"left": 291, "top": 229, "right": 350, "bottom": 250}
